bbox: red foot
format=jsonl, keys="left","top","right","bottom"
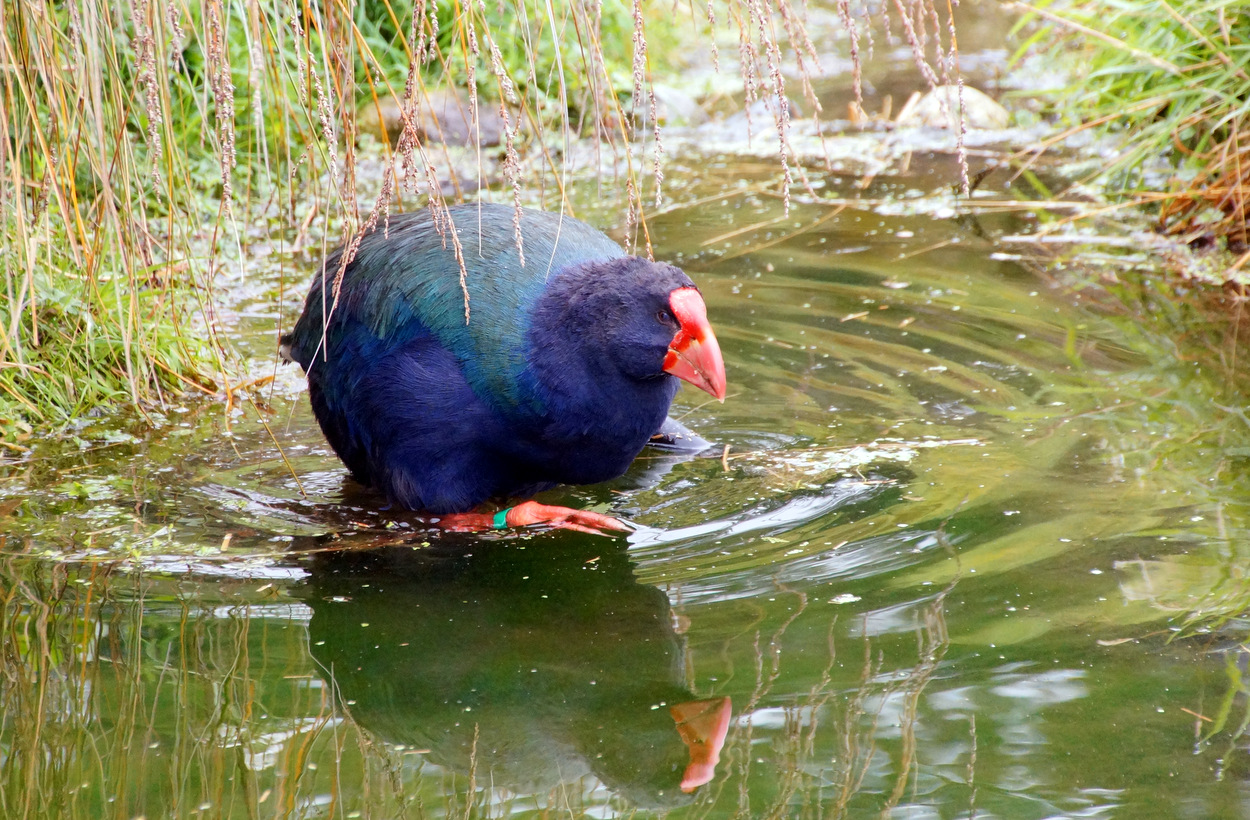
{"left": 670, "top": 696, "right": 732, "bottom": 792}
{"left": 437, "top": 500, "right": 631, "bottom": 537}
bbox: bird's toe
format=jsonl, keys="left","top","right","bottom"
{"left": 505, "top": 501, "right": 632, "bottom": 536}
{"left": 431, "top": 501, "right": 631, "bottom": 537}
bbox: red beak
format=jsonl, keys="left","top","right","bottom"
{"left": 663, "top": 288, "right": 727, "bottom": 402}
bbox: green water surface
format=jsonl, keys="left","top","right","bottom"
{"left": 2, "top": 170, "right": 1249, "bottom": 820}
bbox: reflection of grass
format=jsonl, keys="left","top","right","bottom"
{"left": 0, "top": 561, "right": 346, "bottom": 819}
{"left": 1205, "top": 648, "right": 1250, "bottom": 768}
{"left": 0, "top": 557, "right": 964, "bottom": 819}
{"left": 682, "top": 582, "right": 957, "bottom": 819}
{"left": 1094, "top": 278, "right": 1250, "bottom": 636}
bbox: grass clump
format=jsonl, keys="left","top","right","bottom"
{"left": 0, "top": 0, "right": 299, "bottom": 442}
{"left": 0, "top": 241, "right": 210, "bottom": 441}
{"left": 1020, "top": 1, "right": 1250, "bottom": 256}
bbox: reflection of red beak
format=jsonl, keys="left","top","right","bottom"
{"left": 670, "top": 696, "right": 732, "bottom": 792}
{"left": 663, "top": 288, "right": 727, "bottom": 402}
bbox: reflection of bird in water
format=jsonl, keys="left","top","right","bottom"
{"left": 303, "top": 537, "right": 730, "bottom": 808}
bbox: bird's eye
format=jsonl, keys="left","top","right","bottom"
{"left": 656, "top": 309, "right": 672, "bottom": 325}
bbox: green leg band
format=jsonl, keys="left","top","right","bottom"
{"left": 492, "top": 507, "right": 512, "bottom": 530}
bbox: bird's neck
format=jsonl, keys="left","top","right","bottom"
{"left": 528, "top": 326, "right": 675, "bottom": 433}
{"left": 522, "top": 312, "right": 676, "bottom": 480}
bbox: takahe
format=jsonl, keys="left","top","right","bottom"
{"left": 282, "top": 203, "right": 725, "bottom": 534}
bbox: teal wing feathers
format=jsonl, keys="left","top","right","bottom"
{"left": 288, "top": 204, "right": 625, "bottom": 415}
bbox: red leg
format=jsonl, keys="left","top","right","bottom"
{"left": 434, "top": 510, "right": 495, "bottom": 532}
{"left": 437, "top": 500, "right": 631, "bottom": 537}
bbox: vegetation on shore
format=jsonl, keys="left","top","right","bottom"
{"left": 1020, "top": 0, "right": 1249, "bottom": 268}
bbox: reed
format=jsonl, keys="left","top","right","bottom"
{"left": 1, "top": 0, "right": 961, "bottom": 438}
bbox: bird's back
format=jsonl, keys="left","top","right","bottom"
{"left": 286, "top": 203, "right": 626, "bottom": 415}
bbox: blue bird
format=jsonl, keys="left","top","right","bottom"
{"left": 282, "top": 203, "right": 726, "bottom": 534}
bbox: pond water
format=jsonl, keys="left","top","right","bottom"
{"left": 4, "top": 144, "right": 1250, "bottom": 818}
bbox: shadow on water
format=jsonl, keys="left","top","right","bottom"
{"left": 304, "top": 539, "right": 718, "bottom": 809}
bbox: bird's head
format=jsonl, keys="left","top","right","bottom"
{"left": 541, "top": 257, "right": 727, "bottom": 402}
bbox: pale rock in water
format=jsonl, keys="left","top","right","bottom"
{"left": 895, "top": 84, "right": 1009, "bottom": 130}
